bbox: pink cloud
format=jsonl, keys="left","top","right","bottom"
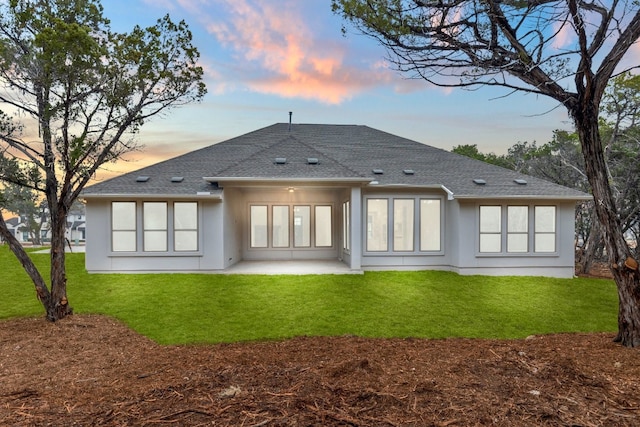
{"left": 193, "top": 0, "right": 399, "bottom": 104}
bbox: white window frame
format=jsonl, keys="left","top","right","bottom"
{"left": 250, "top": 205, "right": 268, "bottom": 248}
{"left": 393, "top": 199, "right": 414, "bottom": 252}
{"left": 507, "top": 205, "right": 528, "bottom": 253}
{"left": 111, "top": 201, "right": 137, "bottom": 252}
{"left": 366, "top": 198, "right": 389, "bottom": 252}
{"left": 364, "top": 195, "right": 444, "bottom": 255}
{"left": 248, "top": 203, "right": 335, "bottom": 250}
{"left": 174, "top": 202, "right": 199, "bottom": 252}
{"left": 315, "top": 205, "right": 333, "bottom": 248}
{"left": 420, "top": 198, "right": 441, "bottom": 252}
{"left": 143, "top": 202, "right": 168, "bottom": 252}
{"left": 477, "top": 204, "right": 558, "bottom": 256}
{"left": 342, "top": 201, "right": 351, "bottom": 252}
{"left": 534, "top": 206, "right": 556, "bottom": 253}
{"left": 110, "top": 201, "right": 201, "bottom": 255}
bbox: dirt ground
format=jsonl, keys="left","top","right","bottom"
{"left": 2, "top": 266, "right": 640, "bottom": 426}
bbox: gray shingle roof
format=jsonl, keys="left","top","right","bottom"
{"left": 82, "top": 123, "right": 590, "bottom": 200}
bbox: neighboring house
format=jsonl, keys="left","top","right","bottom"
{"left": 67, "top": 205, "right": 86, "bottom": 244}
{"left": 4, "top": 216, "right": 29, "bottom": 243}
{"left": 40, "top": 203, "right": 86, "bottom": 244}
{"left": 82, "top": 123, "right": 591, "bottom": 277}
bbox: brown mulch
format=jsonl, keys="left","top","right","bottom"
{"left": 1, "top": 314, "right": 640, "bottom": 427}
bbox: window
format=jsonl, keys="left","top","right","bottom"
{"left": 294, "top": 206, "right": 311, "bottom": 247}
{"left": 478, "top": 204, "right": 558, "bottom": 255}
{"left": 479, "top": 206, "right": 502, "bottom": 253}
{"left": 535, "top": 206, "right": 556, "bottom": 252}
{"left": 112, "top": 202, "right": 136, "bottom": 252}
{"left": 420, "top": 199, "right": 441, "bottom": 251}
{"left": 507, "top": 206, "right": 528, "bottom": 253}
{"left": 272, "top": 206, "right": 289, "bottom": 248}
{"left": 315, "top": 206, "right": 332, "bottom": 247}
{"left": 111, "top": 201, "right": 200, "bottom": 253}
{"left": 143, "top": 202, "right": 167, "bottom": 252}
{"left": 250, "top": 205, "right": 268, "bottom": 248}
{"left": 174, "top": 202, "right": 198, "bottom": 251}
{"left": 250, "top": 203, "right": 333, "bottom": 249}
{"left": 342, "top": 201, "right": 350, "bottom": 251}
{"left": 365, "top": 196, "right": 442, "bottom": 254}
{"left": 367, "top": 199, "right": 388, "bottom": 251}
{"left": 393, "top": 199, "right": 414, "bottom": 251}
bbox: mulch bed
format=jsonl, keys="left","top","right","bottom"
{"left": 1, "top": 313, "right": 640, "bottom": 426}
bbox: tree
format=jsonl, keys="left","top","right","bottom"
{"left": 451, "top": 143, "right": 512, "bottom": 168}
{"left": 333, "top": 0, "right": 640, "bottom": 346}
{"left": 0, "top": 0, "right": 206, "bottom": 321}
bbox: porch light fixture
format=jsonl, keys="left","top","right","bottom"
{"left": 288, "top": 187, "right": 295, "bottom": 193}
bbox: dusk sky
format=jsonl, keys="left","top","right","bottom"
{"left": 100, "top": 0, "right": 578, "bottom": 179}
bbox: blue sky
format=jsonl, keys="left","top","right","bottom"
{"left": 100, "top": 0, "right": 574, "bottom": 178}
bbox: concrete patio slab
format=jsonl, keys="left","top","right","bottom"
{"left": 220, "top": 260, "right": 362, "bottom": 275}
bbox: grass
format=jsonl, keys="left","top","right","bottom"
{"left": 0, "top": 245, "right": 618, "bottom": 344}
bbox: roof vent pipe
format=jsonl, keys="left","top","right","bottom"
{"left": 288, "top": 111, "right": 292, "bottom": 132}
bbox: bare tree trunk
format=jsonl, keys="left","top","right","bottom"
{"left": 47, "top": 207, "right": 72, "bottom": 321}
{"left": 575, "top": 111, "right": 640, "bottom": 347}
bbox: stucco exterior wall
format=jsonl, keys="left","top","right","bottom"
{"left": 453, "top": 199, "right": 577, "bottom": 278}
{"left": 85, "top": 198, "right": 225, "bottom": 273}
{"left": 359, "top": 188, "right": 452, "bottom": 271}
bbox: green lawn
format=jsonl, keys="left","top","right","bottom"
{"left": 0, "top": 245, "right": 618, "bottom": 344}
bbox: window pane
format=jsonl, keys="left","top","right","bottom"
{"left": 315, "top": 206, "right": 332, "bottom": 247}
{"left": 508, "top": 234, "right": 528, "bottom": 253}
{"left": 144, "top": 230, "right": 167, "bottom": 251}
{"left": 112, "top": 230, "right": 136, "bottom": 252}
{"left": 250, "top": 205, "right": 268, "bottom": 248}
{"left": 174, "top": 202, "right": 197, "bottom": 230}
{"left": 174, "top": 202, "right": 198, "bottom": 251}
{"left": 508, "top": 206, "right": 528, "bottom": 233}
{"left": 420, "top": 199, "right": 441, "bottom": 251}
{"left": 112, "top": 202, "right": 136, "bottom": 252}
{"left": 535, "top": 233, "right": 556, "bottom": 252}
{"left": 272, "top": 206, "right": 289, "bottom": 248}
{"left": 480, "top": 234, "right": 501, "bottom": 253}
{"left": 394, "top": 199, "right": 414, "bottom": 251}
{"left": 144, "top": 202, "right": 167, "bottom": 230}
{"left": 294, "top": 206, "right": 311, "bottom": 247}
{"left": 367, "top": 199, "right": 388, "bottom": 251}
{"left": 175, "top": 230, "right": 198, "bottom": 251}
{"left": 535, "top": 206, "right": 556, "bottom": 232}
{"left": 112, "top": 202, "right": 135, "bottom": 230}
{"left": 343, "top": 201, "right": 350, "bottom": 251}
{"left": 480, "top": 206, "right": 501, "bottom": 232}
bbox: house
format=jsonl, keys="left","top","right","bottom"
{"left": 3, "top": 216, "right": 28, "bottom": 243}
{"left": 39, "top": 203, "right": 86, "bottom": 244}
{"left": 81, "top": 123, "right": 591, "bottom": 277}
